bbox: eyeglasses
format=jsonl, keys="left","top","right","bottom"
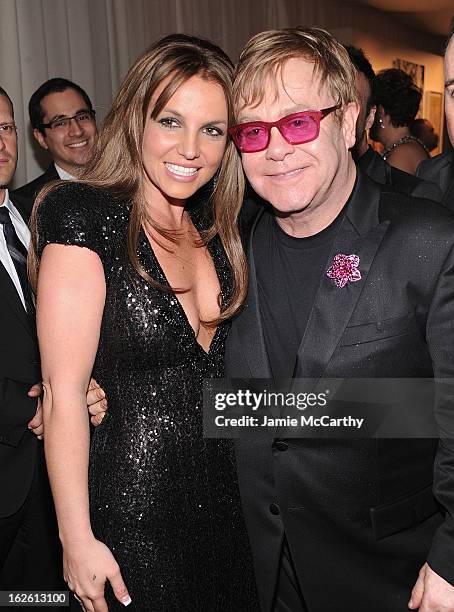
{"left": 0, "top": 123, "right": 17, "bottom": 138}
{"left": 39, "top": 110, "right": 96, "bottom": 131}
{"left": 229, "top": 105, "right": 341, "bottom": 153}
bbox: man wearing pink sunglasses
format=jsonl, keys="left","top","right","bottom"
{"left": 225, "top": 27, "right": 454, "bottom": 612}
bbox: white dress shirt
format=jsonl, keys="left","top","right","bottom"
{"left": 54, "top": 163, "right": 76, "bottom": 181}
{"left": 0, "top": 189, "right": 31, "bottom": 310}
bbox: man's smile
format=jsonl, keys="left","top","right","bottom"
{"left": 66, "top": 140, "right": 89, "bottom": 149}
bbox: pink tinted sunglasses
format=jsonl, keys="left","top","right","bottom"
{"left": 229, "top": 104, "right": 341, "bottom": 153}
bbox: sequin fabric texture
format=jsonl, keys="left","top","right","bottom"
{"left": 37, "top": 183, "right": 258, "bottom": 611}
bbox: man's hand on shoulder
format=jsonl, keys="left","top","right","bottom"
{"left": 409, "top": 563, "right": 454, "bottom": 611}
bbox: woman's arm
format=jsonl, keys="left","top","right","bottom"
{"left": 37, "top": 244, "right": 131, "bottom": 611}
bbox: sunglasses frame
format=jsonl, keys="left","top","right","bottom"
{"left": 229, "top": 104, "right": 341, "bottom": 152}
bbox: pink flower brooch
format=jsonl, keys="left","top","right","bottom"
{"left": 326, "top": 253, "right": 362, "bottom": 288}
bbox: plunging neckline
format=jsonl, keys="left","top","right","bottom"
{"left": 139, "top": 211, "right": 222, "bottom": 356}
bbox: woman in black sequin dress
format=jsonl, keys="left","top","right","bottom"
{"left": 31, "top": 34, "right": 258, "bottom": 611}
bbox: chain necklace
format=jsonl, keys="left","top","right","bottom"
{"left": 382, "top": 134, "right": 429, "bottom": 161}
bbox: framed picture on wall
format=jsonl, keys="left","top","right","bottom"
{"left": 392, "top": 58, "right": 425, "bottom": 91}
{"left": 425, "top": 91, "right": 443, "bottom": 156}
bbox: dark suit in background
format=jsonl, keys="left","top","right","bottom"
{"left": 358, "top": 146, "right": 442, "bottom": 201}
{"left": 226, "top": 173, "right": 454, "bottom": 611}
{"left": 417, "top": 152, "right": 454, "bottom": 210}
{"left": 0, "top": 194, "right": 63, "bottom": 591}
{"left": 12, "top": 163, "right": 59, "bottom": 213}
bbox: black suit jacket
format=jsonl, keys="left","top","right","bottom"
{"left": 0, "top": 195, "right": 40, "bottom": 518}
{"left": 225, "top": 172, "right": 454, "bottom": 611}
{"left": 12, "top": 163, "right": 59, "bottom": 214}
{"left": 417, "top": 152, "right": 454, "bottom": 211}
{"left": 358, "top": 147, "right": 442, "bottom": 201}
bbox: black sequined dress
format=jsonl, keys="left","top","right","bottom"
{"left": 37, "top": 183, "right": 258, "bottom": 611}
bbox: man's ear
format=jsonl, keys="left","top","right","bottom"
{"left": 342, "top": 101, "right": 360, "bottom": 150}
{"left": 33, "top": 128, "right": 48, "bottom": 150}
{"left": 365, "top": 105, "right": 376, "bottom": 131}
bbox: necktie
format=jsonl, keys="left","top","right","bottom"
{"left": 0, "top": 206, "right": 33, "bottom": 312}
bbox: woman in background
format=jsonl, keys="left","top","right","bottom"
{"left": 30, "top": 34, "right": 257, "bottom": 611}
{"left": 370, "top": 68, "right": 429, "bottom": 174}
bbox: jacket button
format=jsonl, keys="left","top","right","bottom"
{"left": 269, "top": 503, "right": 280, "bottom": 515}
{"left": 273, "top": 441, "right": 288, "bottom": 451}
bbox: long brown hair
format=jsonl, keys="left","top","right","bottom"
{"left": 30, "top": 33, "right": 247, "bottom": 323}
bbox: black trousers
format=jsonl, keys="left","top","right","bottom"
{"left": 273, "top": 537, "right": 308, "bottom": 612}
{"left": 0, "top": 443, "right": 65, "bottom": 592}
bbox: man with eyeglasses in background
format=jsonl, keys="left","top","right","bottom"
{"left": 13, "top": 78, "right": 97, "bottom": 208}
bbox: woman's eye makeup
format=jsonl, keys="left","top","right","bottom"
{"left": 204, "top": 126, "right": 225, "bottom": 137}
{"left": 158, "top": 117, "right": 180, "bottom": 129}
{"left": 155, "top": 116, "right": 225, "bottom": 137}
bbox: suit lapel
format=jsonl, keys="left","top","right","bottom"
{"left": 439, "top": 156, "right": 454, "bottom": 197}
{"left": 10, "top": 193, "right": 31, "bottom": 224}
{"left": 441, "top": 165, "right": 454, "bottom": 211}
{"left": 362, "top": 148, "right": 387, "bottom": 184}
{"left": 3, "top": 194, "right": 35, "bottom": 337}
{"left": 294, "top": 173, "right": 389, "bottom": 379}
{"left": 235, "top": 207, "right": 272, "bottom": 378}
{"left": 0, "top": 261, "right": 35, "bottom": 337}
{"left": 47, "top": 163, "right": 59, "bottom": 181}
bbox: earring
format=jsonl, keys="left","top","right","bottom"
{"left": 379, "top": 117, "right": 385, "bottom": 129}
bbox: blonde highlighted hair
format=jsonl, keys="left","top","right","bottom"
{"left": 233, "top": 27, "right": 358, "bottom": 119}
{"left": 30, "top": 33, "right": 247, "bottom": 324}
